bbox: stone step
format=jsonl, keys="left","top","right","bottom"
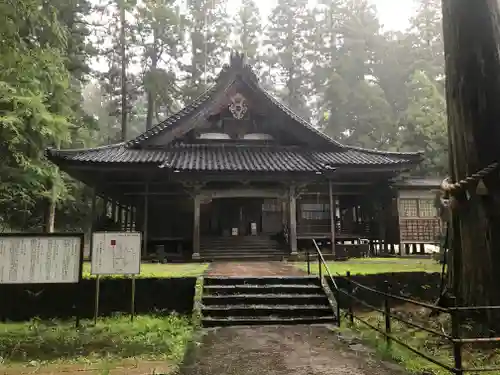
{"left": 202, "top": 305, "right": 333, "bottom": 318}
{"left": 203, "top": 284, "right": 323, "bottom": 295}
{"left": 200, "top": 275, "right": 336, "bottom": 327}
{"left": 201, "top": 315, "right": 336, "bottom": 328}
{"left": 202, "top": 293, "right": 329, "bottom": 306}
{"left": 203, "top": 276, "right": 319, "bottom": 286}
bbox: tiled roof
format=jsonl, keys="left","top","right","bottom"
{"left": 125, "top": 83, "right": 224, "bottom": 147}
{"left": 46, "top": 143, "right": 418, "bottom": 172}
{"left": 394, "top": 178, "right": 443, "bottom": 188}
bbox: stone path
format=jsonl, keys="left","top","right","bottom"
{"left": 206, "top": 261, "right": 307, "bottom": 277}
{"left": 179, "top": 325, "right": 405, "bottom": 375}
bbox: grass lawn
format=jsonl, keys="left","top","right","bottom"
{"left": 82, "top": 262, "right": 209, "bottom": 278}
{"left": 0, "top": 314, "right": 192, "bottom": 374}
{"left": 294, "top": 258, "right": 441, "bottom": 275}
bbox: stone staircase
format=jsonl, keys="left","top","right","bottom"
{"left": 201, "top": 276, "right": 337, "bottom": 327}
{"left": 200, "top": 235, "right": 286, "bottom": 260}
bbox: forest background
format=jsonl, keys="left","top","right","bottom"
{"left": 0, "top": 0, "right": 446, "bottom": 232}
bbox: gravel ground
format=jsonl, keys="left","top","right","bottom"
{"left": 179, "top": 325, "right": 405, "bottom": 375}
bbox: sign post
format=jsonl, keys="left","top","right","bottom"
{"left": 131, "top": 275, "right": 136, "bottom": 322}
{"left": 94, "top": 274, "right": 100, "bottom": 325}
{"left": 91, "top": 232, "right": 141, "bottom": 323}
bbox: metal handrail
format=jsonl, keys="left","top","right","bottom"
{"left": 312, "top": 239, "right": 339, "bottom": 291}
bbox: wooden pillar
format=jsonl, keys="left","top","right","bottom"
{"left": 111, "top": 200, "right": 117, "bottom": 222}
{"left": 88, "top": 189, "right": 97, "bottom": 261}
{"left": 289, "top": 186, "right": 298, "bottom": 255}
{"left": 124, "top": 206, "right": 130, "bottom": 231}
{"left": 328, "top": 180, "right": 336, "bottom": 255}
{"left": 142, "top": 184, "right": 149, "bottom": 258}
{"left": 131, "top": 206, "right": 136, "bottom": 231}
{"left": 281, "top": 199, "right": 287, "bottom": 227}
{"left": 192, "top": 194, "right": 201, "bottom": 259}
{"left": 102, "top": 196, "right": 108, "bottom": 218}
{"left": 412, "top": 243, "right": 418, "bottom": 254}
{"left": 118, "top": 204, "right": 123, "bottom": 229}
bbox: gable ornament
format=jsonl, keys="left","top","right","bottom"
{"left": 228, "top": 93, "right": 248, "bottom": 119}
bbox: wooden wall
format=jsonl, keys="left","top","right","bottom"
{"left": 397, "top": 190, "right": 441, "bottom": 244}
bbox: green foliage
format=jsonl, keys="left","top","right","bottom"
{"left": 182, "top": 0, "right": 232, "bottom": 101}
{"left": 398, "top": 71, "right": 448, "bottom": 175}
{"left": 294, "top": 258, "right": 441, "bottom": 275}
{"left": 265, "top": 0, "right": 313, "bottom": 119}
{"left": 82, "top": 262, "right": 209, "bottom": 279}
{"left": 0, "top": 314, "right": 193, "bottom": 365}
{"left": 0, "top": 0, "right": 71, "bottom": 229}
{"left": 233, "top": 0, "right": 262, "bottom": 69}
{"left": 0, "top": 0, "right": 96, "bottom": 231}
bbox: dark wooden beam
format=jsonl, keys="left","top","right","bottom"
{"left": 329, "top": 180, "right": 336, "bottom": 256}
{"left": 142, "top": 183, "right": 149, "bottom": 258}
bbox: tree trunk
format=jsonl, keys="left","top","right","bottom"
{"left": 146, "top": 32, "right": 159, "bottom": 130}
{"left": 442, "top": 0, "right": 500, "bottom": 309}
{"left": 120, "top": 1, "right": 128, "bottom": 141}
{"left": 45, "top": 194, "right": 56, "bottom": 233}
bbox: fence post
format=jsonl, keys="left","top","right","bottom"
{"left": 335, "top": 282, "right": 341, "bottom": 327}
{"left": 347, "top": 271, "right": 354, "bottom": 324}
{"left": 450, "top": 296, "right": 463, "bottom": 375}
{"left": 384, "top": 280, "right": 392, "bottom": 349}
{"left": 306, "top": 248, "right": 311, "bottom": 275}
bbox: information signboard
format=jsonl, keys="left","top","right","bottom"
{"left": 91, "top": 232, "right": 141, "bottom": 275}
{"left": 0, "top": 235, "right": 82, "bottom": 284}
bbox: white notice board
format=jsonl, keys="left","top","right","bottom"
{"left": 0, "top": 235, "right": 82, "bottom": 284}
{"left": 91, "top": 232, "right": 141, "bottom": 275}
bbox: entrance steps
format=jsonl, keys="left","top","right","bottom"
{"left": 200, "top": 235, "right": 286, "bottom": 260}
{"left": 201, "top": 276, "right": 337, "bottom": 327}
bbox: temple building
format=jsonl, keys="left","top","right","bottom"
{"left": 46, "top": 53, "right": 441, "bottom": 261}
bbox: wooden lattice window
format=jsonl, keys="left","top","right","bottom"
{"left": 400, "top": 218, "right": 441, "bottom": 242}
{"left": 399, "top": 199, "right": 418, "bottom": 217}
{"left": 418, "top": 199, "right": 436, "bottom": 217}
{"left": 262, "top": 199, "right": 281, "bottom": 212}
{"left": 300, "top": 203, "right": 330, "bottom": 220}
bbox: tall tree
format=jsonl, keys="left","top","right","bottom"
{"left": 136, "top": 0, "right": 185, "bottom": 130}
{"left": 317, "top": 0, "right": 397, "bottom": 148}
{"left": 0, "top": 0, "right": 75, "bottom": 230}
{"left": 442, "top": 0, "right": 500, "bottom": 313}
{"left": 397, "top": 70, "right": 447, "bottom": 175}
{"left": 409, "top": 0, "right": 444, "bottom": 83}
{"left": 96, "top": 0, "right": 139, "bottom": 142}
{"left": 232, "top": 0, "right": 262, "bottom": 68}
{"left": 41, "top": 0, "right": 97, "bottom": 231}
{"left": 372, "top": 31, "right": 414, "bottom": 119}
{"left": 265, "top": 0, "right": 314, "bottom": 119}
{"left": 183, "top": 0, "right": 231, "bottom": 101}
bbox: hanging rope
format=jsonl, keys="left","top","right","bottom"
{"left": 431, "top": 162, "right": 499, "bottom": 315}
{"left": 440, "top": 162, "right": 499, "bottom": 197}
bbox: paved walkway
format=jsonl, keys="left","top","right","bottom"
{"left": 179, "top": 325, "right": 405, "bottom": 375}
{"left": 205, "top": 261, "right": 307, "bottom": 277}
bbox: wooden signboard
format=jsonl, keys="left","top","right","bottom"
{"left": 0, "top": 234, "right": 83, "bottom": 284}
{"left": 91, "top": 232, "right": 141, "bottom": 275}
